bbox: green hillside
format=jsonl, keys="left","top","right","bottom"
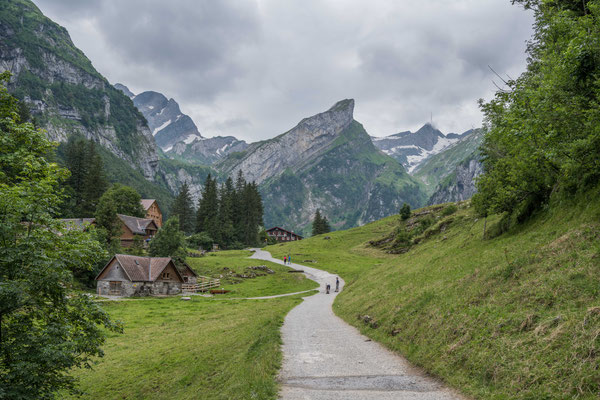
{"left": 413, "top": 129, "right": 483, "bottom": 197}
{"left": 267, "top": 189, "right": 600, "bottom": 399}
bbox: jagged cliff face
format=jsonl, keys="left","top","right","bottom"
{"left": 0, "top": 1, "right": 159, "bottom": 178}
{"left": 218, "top": 99, "right": 355, "bottom": 184}
{"left": 372, "top": 124, "right": 468, "bottom": 173}
{"left": 119, "top": 85, "right": 249, "bottom": 165}
{"left": 217, "top": 99, "right": 427, "bottom": 235}
{"left": 428, "top": 157, "right": 483, "bottom": 205}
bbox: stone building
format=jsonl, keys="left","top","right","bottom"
{"left": 117, "top": 214, "right": 158, "bottom": 248}
{"left": 141, "top": 199, "right": 163, "bottom": 227}
{"left": 266, "top": 226, "right": 303, "bottom": 242}
{"left": 96, "top": 254, "right": 187, "bottom": 296}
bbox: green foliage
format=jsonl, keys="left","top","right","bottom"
{"left": 476, "top": 0, "right": 600, "bottom": 220}
{"left": 94, "top": 193, "right": 122, "bottom": 252}
{"left": 311, "top": 209, "right": 331, "bottom": 236}
{"left": 99, "top": 184, "right": 145, "bottom": 218}
{"left": 148, "top": 217, "right": 187, "bottom": 264}
{"left": 187, "top": 232, "right": 213, "bottom": 251}
{"left": 0, "top": 74, "right": 120, "bottom": 399}
{"left": 399, "top": 203, "right": 411, "bottom": 220}
{"left": 57, "top": 136, "right": 108, "bottom": 217}
{"left": 171, "top": 182, "right": 195, "bottom": 235}
{"left": 196, "top": 171, "right": 264, "bottom": 248}
{"left": 440, "top": 204, "right": 457, "bottom": 216}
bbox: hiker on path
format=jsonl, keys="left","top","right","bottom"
{"left": 335, "top": 277, "right": 339, "bottom": 292}
{"left": 326, "top": 283, "right": 331, "bottom": 294}
{"left": 288, "top": 255, "right": 292, "bottom": 265}
{"left": 284, "top": 256, "right": 287, "bottom": 264}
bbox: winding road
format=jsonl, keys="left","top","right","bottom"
{"left": 251, "top": 249, "right": 465, "bottom": 400}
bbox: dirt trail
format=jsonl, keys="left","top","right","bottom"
{"left": 251, "top": 249, "right": 465, "bottom": 400}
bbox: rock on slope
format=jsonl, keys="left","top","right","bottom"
{"left": 0, "top": 0, "right": 159, "bottom": 178}
{"left": 217, "top": 99, "right": 427, "bottom": 235}
{"left": 116, "top": 85, "right": 248, "bottom": 165}
{"left": 427, "top": 155, "right": 483, "bottom": 205}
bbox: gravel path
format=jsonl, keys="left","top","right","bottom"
{"left": 251, "top": 249, "right": 465, "bottom": 400}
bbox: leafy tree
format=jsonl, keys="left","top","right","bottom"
{"left": 0, "top": 72, "right": 121, "bottom": 399}
{"left": 171, "top": 182, "right": 195, "bottom": 235}
{"left": 187, "top": 232, "right": 214, "bottom": 251}
{"left": 475, "top": 0, "right": 600, "bottom": 219}
{"left": 98, "top": 183, "right": 144, "bottom": 217}
{"left": 400, "top": 203, "right": 411, "bottom": 220}
{"left": 149, "top": 216, "right": 187, "bottom": 264}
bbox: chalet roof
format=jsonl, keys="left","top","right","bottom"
{"left": 266, "top": 226, "right": 303, "bottom": 238}
{"left": 117, "top": 214, "right": 157, "bottom": 235}
{"left": 59, "top": 218, "right": 96, "bottom": 231}
{"left": 140, "top": 199, "right": 156, "bottom": 211}
{"left": 176, "top": 261, "right": 198, "bottom": 277}
{"left": 96, "top": 254, "right": 184, "bottom": 282}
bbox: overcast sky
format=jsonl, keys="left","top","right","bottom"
{"left": 34, "top": 0, "right": 533, "bottom": 142}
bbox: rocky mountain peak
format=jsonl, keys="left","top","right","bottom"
{"left": 218, "top": 99, "right": 357, "bottom": 184}
{"left": 114, "top": 83, "right": 134, "bottom": 98}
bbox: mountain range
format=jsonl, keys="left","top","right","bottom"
{"left": 0, "top": 0, "right": 482, "bottom": 234}
{"left": 114, "top": 84, "right": 248, "bottom": 165}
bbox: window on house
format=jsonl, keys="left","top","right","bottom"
{"left": 162, "top": 272, "right": 170, "bottom": 279}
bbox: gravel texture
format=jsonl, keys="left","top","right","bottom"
{"left": 250, "top": 249, "right": 465, "bottom": 400}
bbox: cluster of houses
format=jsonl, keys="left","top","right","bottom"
{"left": 62, "top": 199, "right": 304, "bottom": 297}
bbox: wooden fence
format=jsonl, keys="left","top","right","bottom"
{"left": 182, "top": 277, "right": 221, "bottom": 293}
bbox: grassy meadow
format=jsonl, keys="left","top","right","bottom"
{"left": 186, "top": 250, "right": 318, "bottom": 297}
{"left": 267, "top": 190, "right": 600, "bottom": 399}
{"left": 67, "top": 250, "right": 318, "bottom": 399}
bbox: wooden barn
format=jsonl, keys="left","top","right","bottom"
{"left": 96, "top": 254, "right": 197, "bottom": 297}
{"left": 141, "top": 199, "right": 163, "bottom": 228}
{"left": 266, "top": 226, "right": 303, "bottom": 242}
{"left": 117, "top": 214, "right": 158, "bottom": 247}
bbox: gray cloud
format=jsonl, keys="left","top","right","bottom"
{"left": 34, "top": 0, "right": 533, "bottom": 141}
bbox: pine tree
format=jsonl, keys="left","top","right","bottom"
{"left": 400, "top": 203, "right": 411, "bottom": 220}
{"left": 218, "top": 177, "right": 235, "bottom": 246}
{"left": 171, "top": 182, "right": 195, "bottom": 235}
{"left": 81, "top": 141, "right": 107, "bottom": 216}
{"left": 196, "top": 174, "right": 220, "bottom": 242}
{"left": 312, "top": 209, "right": 323, "bottom": 236}
{"left": 94, "top": 190, "right": 122, "bottom": 253}
{"left": 63, "top": 137, "right": 88, "bottom": 216}
{"left": 321, "top": 215, "right": 331, "bottom": 234}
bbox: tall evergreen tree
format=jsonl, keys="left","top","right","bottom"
{"left": 312, "top": 209, "right": 323, "bottom": 236}
{"left": 196, "top": 174, "right": 220, "bottom": 242}
{"left": 171, "top": 182, "right": 195, "bottom": 235}
{"left": 63, "top": 137, "right": 88, "bottom": 216}
{"left": 81, "top": 141, "right": 107, "bottom": 216}
{"left": 218, "top": 177, "right": 236, "bottom": 246}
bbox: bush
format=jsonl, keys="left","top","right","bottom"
{"left": 400, "top": 203, "right": 411, "bottom": 220}
{"left": 441, "top": 204, "right": 458, "bottom": 217}
{"left": 187, "top": 232, "right": 214, "bottom": 251}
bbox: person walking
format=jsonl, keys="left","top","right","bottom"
{"left": 335, "top": 277, "right": 340, "bottom": 292}
{"left": 326, "top": 283, "right": 331, "bottom": 294}
{"left": 284, "top": 256, "right": 287, "bottom": 264}
{"left": 288, "top": 255, "right": 292, "bottom": 265}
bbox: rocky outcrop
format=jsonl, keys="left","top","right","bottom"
{"left": 114, "top": 83, "right": 134, "bottom": 98}
{"left": 218, "top": 99, "right": 355, "bottom": 185}
{"left": 0, "top": 1, "right": 159, "bottom": 179}
{"left": 130, "top": 89, "right": 248, "bottom": 164}
{"left": 428, "top": 157, "right": 483, "bottom": 205}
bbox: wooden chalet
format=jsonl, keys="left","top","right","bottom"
{"left": 141, "top": 199, "right": 162, "bottom": 227}
{"left": 266, "top": 226, "right": 303, "bottom": 242}
{"left": 96, "top": 254, "right": 185, "bottom": 296}
{"left": 117, "top": 214, "right": 158, "bottom": 247}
